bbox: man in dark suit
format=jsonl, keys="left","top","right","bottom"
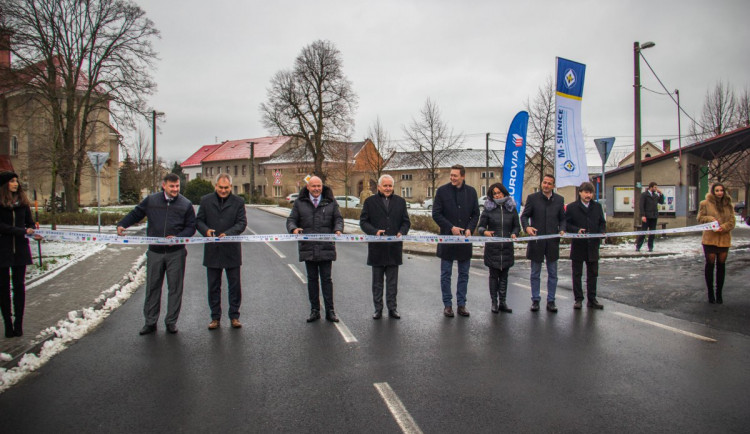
{"left": 521, "top": 174, "right": 566, "bottom": 313}
{"left": 359, "top": 175, "right": 411, "bottom": 319}
{"left": 565, "top": 181, "right": 606, "bottom": 310}
{"left": 432, "top": 164, "right": 480, "bottom": 317}
{"left": 196, "top": 173, "right": 248, "bottom": 330}
{"left": 635, "top": 181, "right": 665, "bottom": 252}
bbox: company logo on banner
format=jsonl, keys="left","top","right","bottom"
{"left": 555, "top": 57, "right": 589, "bottom": 187}
{"left": 502, "top": 111, "right": 529, "bottom": 209}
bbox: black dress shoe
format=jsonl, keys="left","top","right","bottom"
{"left": 307, "top": 310, "right": 321, "bottom": 322}
{"left": 573, "top": 300, "right": 583, "bottom": 309}
{"left": 587, "top": 299, "right": 604, "bottom": 309}
{"left": 388, "top": 310, "right": 401, "bottom": 319}
{"left": 139, "top": 324, "right": 157, "bottom": 335}
{"left": 372, "top": 310, "right": 382, "bottom": 320}
{"left": 166, "top": 324, "right": 178, "bottom": 334}
{"left": 491, "top": 301, "right": 499, "bottom": 313}
{"left": 546, "top": 302, "right": 558, "bottom": 313}
{"left": 443, "top": 306, "right": 454, "bottom": 317}
{"left": 530, "top": 301, "right": 540, "bottom": 312}
{"left": 498, "top": 303, "right": 513, "bottom": 313}
{"left": 325, "top": 310, "right": 339, "bottom": 322}
{"left": 457, "top": 306, "right": 470, "bottom": 317}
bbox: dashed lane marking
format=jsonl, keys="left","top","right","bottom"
{"left": 374, "top": 382, "right": 424, "bottom": 434}
{"left": 613, "top": 311, "right": 717, "bottom": 343}
{"left": 248, "top": 228, "right": 286, "bottom": 258}
{"left": 288, "top": 264, "right": 307, "bottom": 284}
{"left": 334, "top": 321, "right": 358, "bottom": 343}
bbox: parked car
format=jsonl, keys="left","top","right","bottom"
{"left": 735, "top": 201, "right": 746, "bottom": 214}
{"left": 478, "top": 195, "right": 487, "bottom": 211}
{"left": 335, "top": 195, "right": 360, "bottom": 208}
{"left": 422, "top": 198, "right": 433, "bottom": 210}
{"left": 285, "top": 193, "right": 299, "bottom": 203}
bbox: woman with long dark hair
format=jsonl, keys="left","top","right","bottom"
{"left": 477, "top": 183, "right": 520, "bottom": 313}
{"left": 0, "top": 171, "right": 40, "bottom": 337}
{"left": 697, "top": 182, "right": 735, "bottom": 304}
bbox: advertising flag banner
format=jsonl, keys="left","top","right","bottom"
{"left": 501, "top": 111, "right": 529, "bottom": 208}
{"left": 555, "top": 57, "right": 589, "bottom": 187}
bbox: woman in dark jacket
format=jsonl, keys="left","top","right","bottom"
{"left": 0, "top": 172, "right": 41, "bottom": 338}
{"left": 477, "top": 183, "right": 520, "bottom": 313}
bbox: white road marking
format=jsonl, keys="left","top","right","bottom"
{"left": 248, "top": 228, "right": 286, "bottom": 258}
{"left": 613, "top": 312, "right": 717, "bottom": 343}
{"left": 288, "top": 264, "right": 307, "bottom": 284}
{"left": 334, "top": 321, "right": 358, "bottom": 343}
{"left": 469, "top": 270, "right": 484, "bottom": 277}
{"left": 374, "top": 382, "right": 424, "bottom": 434}
{"left": 513, "top": 282, "right": 531, "bottom": 289}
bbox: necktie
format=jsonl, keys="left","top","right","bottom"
{"left": 313, "top": 197, "right": 319, "bottom": 207}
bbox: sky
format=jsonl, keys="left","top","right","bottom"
{"left": 131, "top": 0, "right": 750, "bottom": 169}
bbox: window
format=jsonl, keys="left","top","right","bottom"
{"left": 210, "top": 167, "right": 214, "bottom": 176}
{"left": 233, "top": 186, "right": 238, "bottom": 194}
{"left": 274, "top": 186, "right": 283, "bottom": 197}
{"left": 226, "top": 166, "right": 230, "bottom": 174}
{"left": 217, "top": 167, "right": 222, "bottom": 174}
{"left": 481, "top": 171, "right": 495, "bottom": 179}
{"left": 234, "top": 166, "right": 238, "bottom": 176}
{"left": 426, "top": 187, "right": 434, "bottom": 198}
{"left": 401, "top": 187, "right": 412, "bottom": 198}
{"left": 242, "top": 165, "right": 247, "bottom": 175}
{"left": 401, "top": 173, "right": 412, "bottom": 180}
{"left": 481, "top": 185, "right": 487, "bottom": 196}
{"left": 10, "top": 136, "right": 18, "bottom": 156}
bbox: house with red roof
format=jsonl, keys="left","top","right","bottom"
{"left": 180, "top": 144, "right": 221, "bottom": 183}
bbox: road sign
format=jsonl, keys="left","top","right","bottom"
{"left": 594, "top": 137, "right": 615, "bottom": 164}
{"left": 273, "top": 169, "right": 282, "bottom": 185}
{"left": 87, "top": 151, "right": 109, "bottom": 174}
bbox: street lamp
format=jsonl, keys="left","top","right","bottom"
{"left": 151, "top": 110, "right": 165, "bottom": 192}
{"left": 633, "top": 41, "right": 655, "bottom": 228}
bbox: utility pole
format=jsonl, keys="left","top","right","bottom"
{"left": 633, "top": 41, "right": 654, "bottom": 228}
{"left": 249, "top": 141, "right": 255, "bottom": 203}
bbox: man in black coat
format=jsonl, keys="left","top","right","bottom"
{"left": 196, "top": 174, "right": 248, "bottom": 330}
{"left": 565, "top": 181, "right": 606, "bottom": 310}
{"left": 635, "top": 181, "right": 665, "bottom": 252}
{"left": 286, "top": 176, "right": 344, "bottom": 323}
{"left": 117, "top": 173, "right": 196, "bottom": 335}
{"left": 520, "top": 174, "right": 566, "bottom": 313}
{"left": 432, "top": 165, "right": 480, "bottom": 317}
{"left": 359, "top": 175, "right": 411, "bottom": 320}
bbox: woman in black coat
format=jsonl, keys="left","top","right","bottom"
{"left": 477, "top": 183, "right": 520, "bottom": 313}
{"left": 0, "top": 172, "right": 41, "bottom": 338}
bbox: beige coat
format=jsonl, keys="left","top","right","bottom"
{"left": 697, "top": 193, "right": 735, "bottom": 248}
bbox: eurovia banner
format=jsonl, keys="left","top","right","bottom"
{"left": 555, "top": 57, "right": 589, "bottom": 187}
{"left": 501, "top": 111, "right": 529, "bottom": 209}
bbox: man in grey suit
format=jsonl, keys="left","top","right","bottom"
{"left": 196, "top": 173, "right": 248, "bottom": 330}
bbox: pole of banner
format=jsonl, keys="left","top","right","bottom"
{"left": 34, "top": 189, "right": 42, "bottom": 268}
{"left": 485, "top": 133, "right": 490, "bottom": 195}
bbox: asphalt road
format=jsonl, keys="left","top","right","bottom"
{"left": 1, "top": 207, "right": 749, "bottom": 433}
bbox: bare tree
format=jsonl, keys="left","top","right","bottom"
{"left": 1, "top": 0, "right": 159, "bottom": 212}
{"left": 524, "top": 76, "right": 556, "bottom": 188}
{"left": 364, "top": 116, "right": 391, "bottom": 181}
{"left": 260, "top": 40, "right": 358, "bottom": 183}
{"left": 120, "top": 128, "right": 154, "bottom": 194}
{"left": 737, "top": 87, "right": 750, "bottom": 128}
{"left": 402, "top": 98, "right": 463, "bottom": 197}
{"left": 325, "top": 141, "right": 356, "bottom": 198}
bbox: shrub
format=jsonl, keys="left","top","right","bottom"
{"left": 183, "top": 178, "right": 214, "bottom": 204}
{"left": 36, "top": 211, "right": 129, "bottom": 226}
{"left": 410, "top": 214, "right": 439, "bottom": 233}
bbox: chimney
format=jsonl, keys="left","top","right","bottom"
{"left": 662, "top": 139, "right": 671, "bottom": 152}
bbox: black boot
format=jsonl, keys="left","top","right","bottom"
{"left": 1, "top": 302, "right": 13, "bottom": 338}
{"left": 498, "top": 270, "right": 511, "bottom": 313}
{"left": 3, "top": 320, "right": 13, "bottom": 338}
{"left": 716, "top": 262, "right": 725, "bottom": 304}
{"left": 704, "top": 262, "right": 715, "bottom": 304}
{"left": 489, "top": 273, "right": 499, "bottom": 313}
{"left": 13, "top": 316, "right": 22, "bottom": 337}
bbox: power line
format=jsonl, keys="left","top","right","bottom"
{"left": 639, "top": 53, "right": 700, "bottom": 126}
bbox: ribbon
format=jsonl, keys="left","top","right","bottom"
{"left": 31, "top": 222, "right": 719, "bottom": 245}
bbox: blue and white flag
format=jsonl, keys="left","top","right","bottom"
{"left": 555, "top": 57, "right": 589, "bottom": 187}
{"left": 502, "top": 111, "right": 528, "bottom": 208}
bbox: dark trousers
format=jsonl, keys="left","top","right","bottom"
{"left": 207, "top": 267, "right": 242, "bottom": 320}
{"left": 635, "top": 218, "right": 658, "bottom": 251}
{"left": 0, "top": 266, "right": 26, "bottom": 327}
{"left": 305, "top": 260, "right": 334, "bottom": 312}
{"left": 372, "top": 265, "right": 399, "bottom": 311}
{"left": 145, "top": 249, "right": 187, "bottom": 326}
{"left": 488, "top": 267, "right": 509, "bottom": 303}
{"left": 572, "top": 260, "right": 599, "bottom": 301}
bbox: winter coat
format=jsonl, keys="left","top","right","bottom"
{"left": 117, "top": 191, "right": 196, "bottom": 253}
{"left": 286, "top": 185, "right": 344, "bottom": 262}
{"left": 697, "top": 193, "right": 735, "bottom": 248}
{"left": 0, "top": 202, "right": 35, "bottom": 267}
{"left": 432, "top": 182, "right": 480, "bottom": 261}
{"left": 639, "top": 190, "right": 665, "bottom": 219}
{"left": 520, "top": 191, "right": 566, "bottom": 262}
{"left": 359, "top": 192, "right": 411, "bottom": 266}
{"left": 565, "top": 199, "right": 606, "bottom": 262}
{"left": 477, "top": 199, "right": 521, "bottom": 270}
{"left": 196, "top": 192, "right": 247, "bottom": 269}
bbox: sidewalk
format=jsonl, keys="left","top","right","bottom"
{"left": 0, "top": 234, "right": 147, "bottom": 368}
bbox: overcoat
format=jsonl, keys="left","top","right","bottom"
{"left": 565, "top": 199, "right": 606, "bottom": 262}
{"left": 359, "top": 192, "right": 411, "bottom": 266}
{"left": 697, "top": 193, "right": 735, "bottom": 248}
{"left": 0, "top": 203, "right": 34, "bottom": 267}
{"left": 286, "top": 185, "right": 344, "bottom": 262}
{"left": 196, "top": 192, "right": 247, "bottom": 268}
{"left": 432, "top": 182, "right": 480, "bottom": 261}
{"left": 520, "top": 191, "right": 566, "bottom": 262}
{"left": 477, "top": 199, "right": 520, "bottom": 270}
{"left": 639, "top": 190, "right": 665, "bottom": 219}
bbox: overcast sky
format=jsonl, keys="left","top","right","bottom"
{"left": 133, "top": 0, "right": 750, "bottom": 169}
